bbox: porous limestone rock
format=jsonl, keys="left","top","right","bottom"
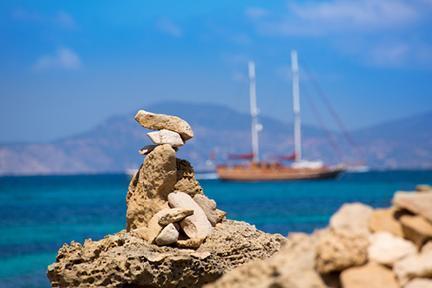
{"left": 47, "top": 220, "right": 285, "bottom": 288}
{"left": 174, "top": 158, "right": 203, "bottom": 196}
{"left": 205, "top": 233, "right": 325, "bottom": 288}
{"left": 126, "top": 144, "right": 177, "bottom": 230}
{"left": 416, "top": 184, "right": 432, "bottom": 192}
{"left": 316, "top": 203, "right": 371, "bottom": 273}
{"left": 330, "top": 203, "right": 373, "bottom": 236}
{"left": 400, "top": 215, "right": 432, "bottom": 248}
{"left": 369, "top": 207, "right": 404, "bottom": 237}
{"left": 158, "top": 208, "right": 194, "bottom": 226}
{"left": 405, "top": 278, "right": 432, "bottom": 288}
{"left": 168, "top": 191, "right": 213, "bottom": 239}
{"left": 176, "top": 238, "right": 204, "bottom": 249}
{"left": 155, "top": 223, "right": 179, "bottom": 246}
{"left": 368, "top": 232, "right": 417, "bottom": 266}
{"left": 393, "top": 192, "right": 432, "bottom": 222}
{"left": 340, "top": 262, "right": 399, "bottom": 288}
{"left": 147, "top": 129, "right": 184, "bottom": 147}
{"left": 315, "top": 229, "right": 369, "bottom": 273}
{"left": 194, "top": 194, "right": 226, "bottom": 226}
{"left": 394, "top": 249, "right": 432, "bottom": 285}
{"left": 135, "top": 110, "right": 194, "bottom": 140}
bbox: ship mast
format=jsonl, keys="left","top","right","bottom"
{"left": 248, "top": 61, "right": 260, "bottom": 163}
{"left": 291, "top": 50, "right": 302, "bottom": 162}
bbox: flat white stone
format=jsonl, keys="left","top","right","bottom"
{"left": 147, "top": 129, "right": 184, "bottom": 147}
{"left": 368, "top": 232, "right": 417, "bottom": 266}
{"left": 168, "top": 191, "right": 213, "bottom": 239}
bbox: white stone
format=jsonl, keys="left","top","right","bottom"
{"left": 394, "top": 249, "right": 432, "bottom": 285}
{"left": 405, "top": 278, "right": 432, "bottom": 288}
{"left": 330, "top": 203, "right": 373, "bottom": 236}
{"left": 147, "top": 129, "right": 184, "bottom": 147}
{"left": 368, "top": 232, "right": 417, "bottom": 266}
{"left": 154, "top": 223, "right": 179, "bottom": 246}
{"left": 168, "top": 191, "right": 213, "bottom": 239}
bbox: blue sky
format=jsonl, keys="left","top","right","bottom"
{"left": 1, "top": 0, "right": 432, "bottom": 142}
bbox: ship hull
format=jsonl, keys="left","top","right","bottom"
{"left": 216, "top": 164, "right": 344, "bottom": 182}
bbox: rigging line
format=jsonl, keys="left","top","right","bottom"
{"left": 302, "top": 84, "right": 344, "bottom": 161}
{"left": 300, "top": 61, "right": 363, "bottom": 160}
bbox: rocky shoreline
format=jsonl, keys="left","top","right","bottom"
{"left": 47, "top": 110, "right": 432, "bottom": 287}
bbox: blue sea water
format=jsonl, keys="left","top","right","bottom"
{"left": 0, "top": 171, "right": 431, "bottom": 287}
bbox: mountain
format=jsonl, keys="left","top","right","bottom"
{"left": 0, "top": 102, "right": 431, "bottom": 175}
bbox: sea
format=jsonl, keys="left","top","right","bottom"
{"left": 0, "top": 170, "right": 431, "bottom": 287}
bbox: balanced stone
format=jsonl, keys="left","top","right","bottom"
{"left": 393, "top": 192, "right": 432, "bottom": 222}
{"left": 176, "top": 238, "right": 204, "bottom": 249}
{"left": 193, "top": 194, "right": 226, "bottom": 226}
{"left": 168, "top": 191, "right": 213, "bottom": 239}
{"left": 138, "top": 144, "right": 158, "bottom": 155}
{"left": 147, "top": 129, "right": 184, "bottom": 147}
{"left": 135, "top": 110, "right": 194, "bottom": 141}
{"left": 368, "top": 232, "right": 416, "bottom": 266}
{"left": 155, "top": 223, "right": 179, "bottom": 246}
{"left": 400, "top": 215, "right": 432, "bottom": 248}
{"left": 158, "top": 208, "right": 194, "bottom": 226}
{"left": 405, "top": 278, "right": 432, "bottom": 288}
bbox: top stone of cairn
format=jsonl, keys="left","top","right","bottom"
{"left": 135, "top": 110, "right": 194, "bottom": 141}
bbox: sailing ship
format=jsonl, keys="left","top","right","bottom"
{"left": 216, "top": 50, "right": 345, "bottom": 181}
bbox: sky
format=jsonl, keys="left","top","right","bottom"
{"left": 0, "top": 0, "right": 432, "bottom": 142}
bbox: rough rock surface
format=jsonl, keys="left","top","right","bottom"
{"left": 47, "top": 220, "right": 285, "bottom": 288}
{"left": 126, "top": 144, "right": 177, "bottom": 230}
{"left": 147, "top": 129, "right": 184, "bottom": 147}
{"left": 369, "top": 208, "right": 404, "bottom": 237}
{"left": 394, "top": 249, "right": 432, "bottom": 285}
{"left": 400, "top": 215, "right": 432, "bottom": 248}
{"left": 316, "top": 204, "right": 371, "bottom": 273}
{"left": 135, "top": 110, "right": 194, "bottom": 140}
{"left": 174, "top": 159, "right": 203, "bottom": 196}
{"left": 393, "top": 192, "right": 432, "bottom": 222}
{"left": 330, "top": 203, "right": 373, "bottom": 236}
{"left": 368, "top": 232, "right": 416, "bottom": 266}
{"left": 168, "top": 191, "right": 213, "bottom": 239}
{"left": 315, "top": 229, "right": 369, "bottom": 273}
{"left": 205, "top": 233, "right": 325, "bottom": 288}
{"left": 340, "top": 262, "right": 399, "bottom": 288}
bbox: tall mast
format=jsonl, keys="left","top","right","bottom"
{"left": 248, "top": 61, "right": 260, "bottom": 163}
{"left": 291, "top": 50, "right": 302, "bottom": 162}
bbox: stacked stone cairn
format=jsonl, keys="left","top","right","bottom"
{"left": 127, "top": 110, "right": 226, "bottom": 248}
{"left": 204, "top": 184, "right": 432, "bottom": 288}
{"left": 47, "top": 109, "right": 285, "bottom": 288}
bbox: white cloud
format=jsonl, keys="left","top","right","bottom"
{"left": 33, "top": 48, "right": 82, "bottom": 71}
{"left": 156, "top": 18, "right": 183, "bottom": 38}
{"left": 251, "top": 0, "right": 430, "bottom": 37}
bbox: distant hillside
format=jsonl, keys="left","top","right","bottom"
{"left": 0, "top": 102, "right": 431, "bottom": 175}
